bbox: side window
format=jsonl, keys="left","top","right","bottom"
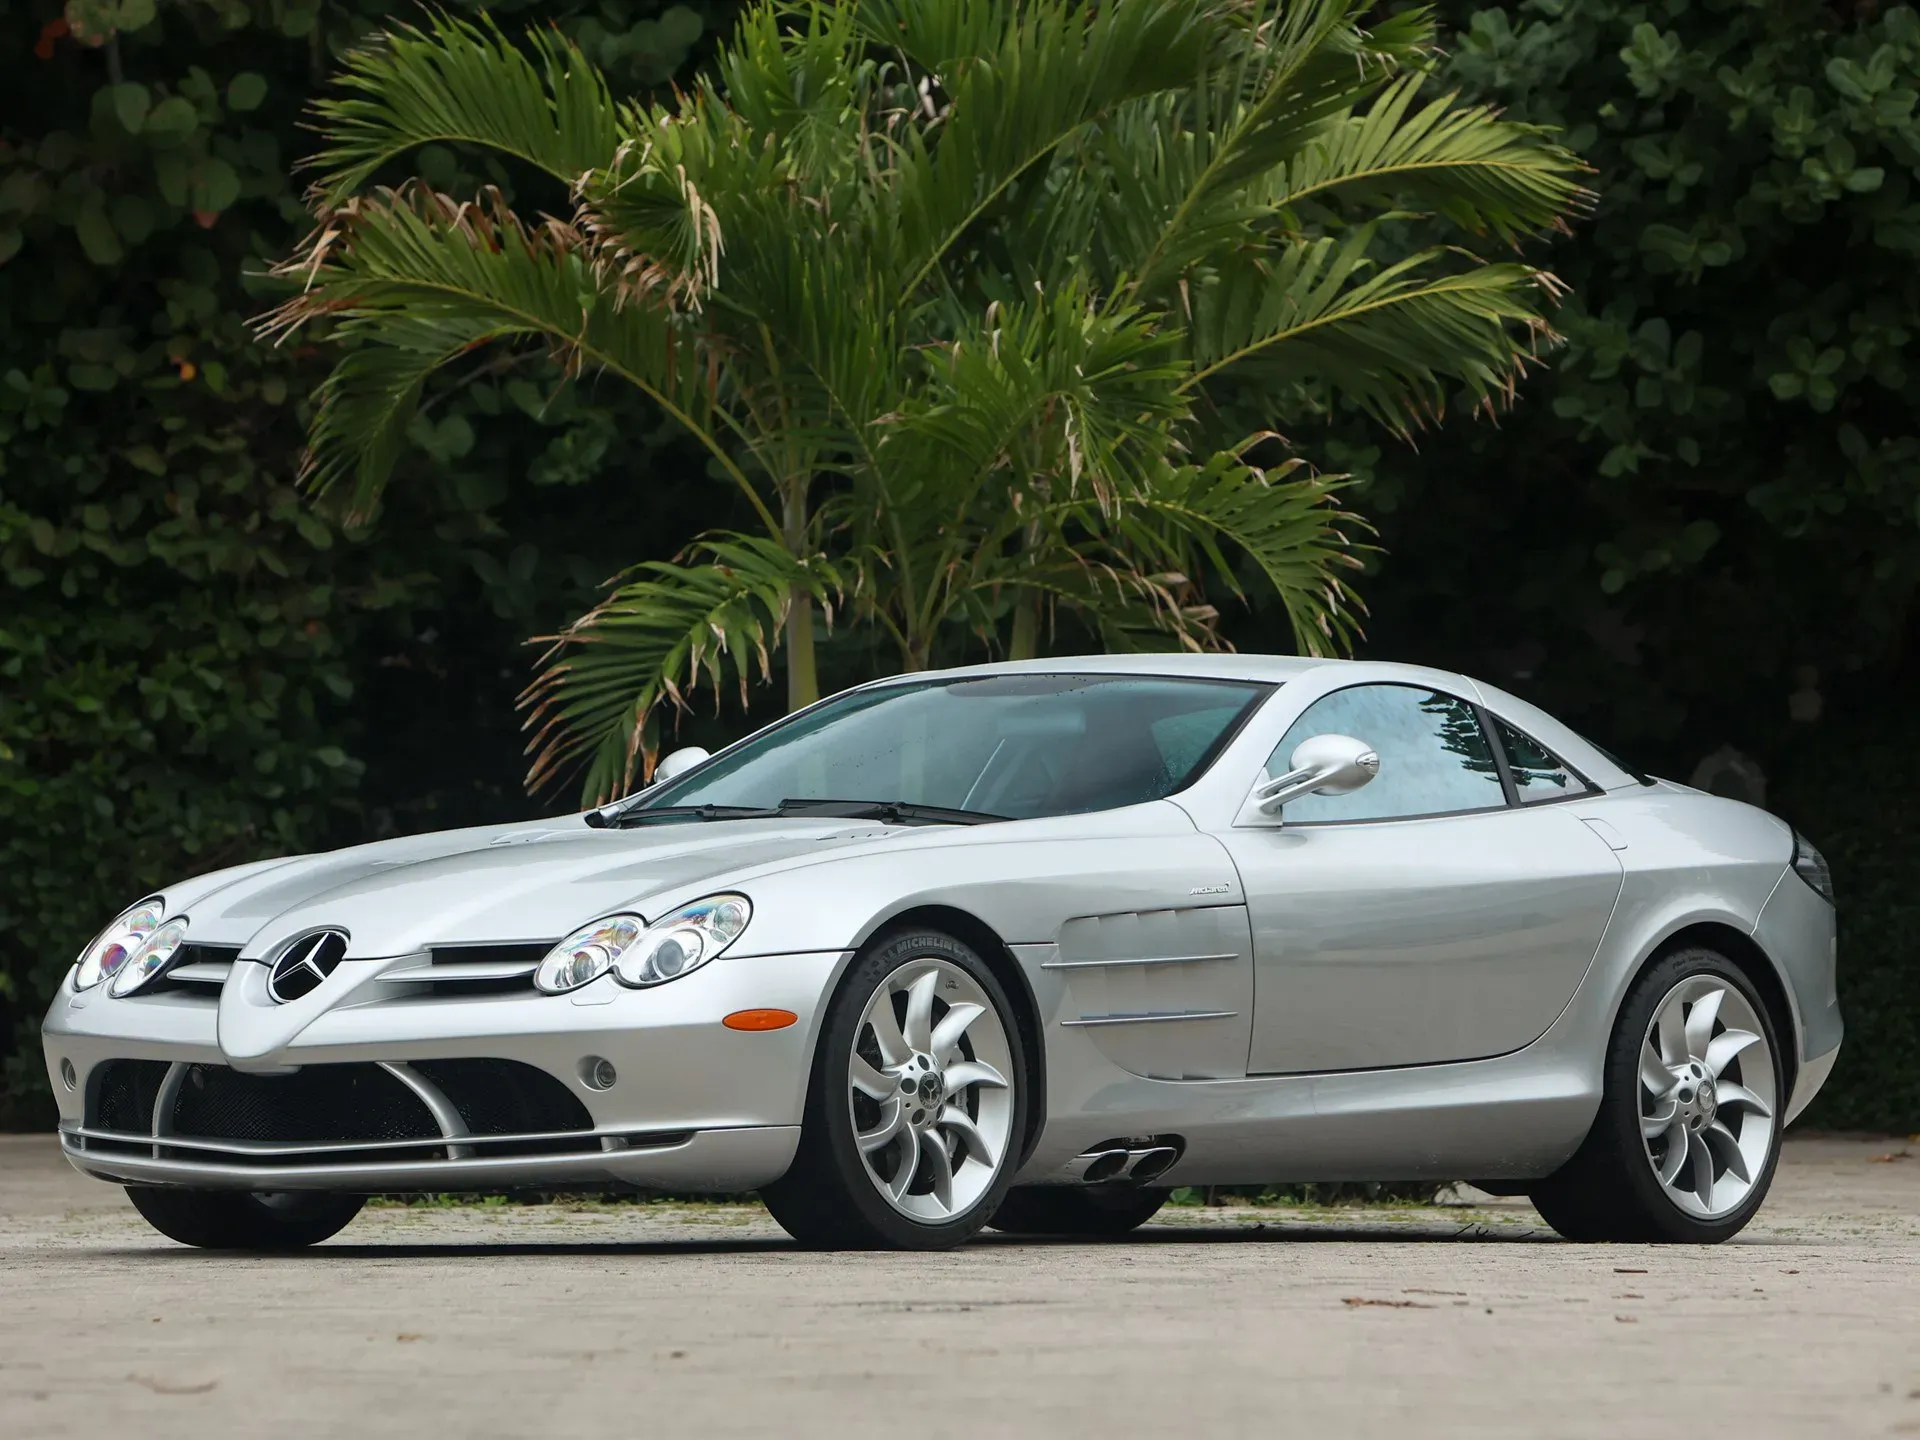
{"left": 1494, "top": 718, "right": 1592, "bottom": 803}
{"left": 1263, "top": 685, "right": 1505, "bottom": 822}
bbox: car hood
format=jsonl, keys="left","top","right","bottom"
{"left": 165, "top": 815, "right": 907, "bottom": 959}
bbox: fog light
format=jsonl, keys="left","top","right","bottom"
{"left": 580, "top": 1056, "right": 617, "bottom": 1091}
{"left": 59, "top": 1058, "right": 77, "bottom": 1091}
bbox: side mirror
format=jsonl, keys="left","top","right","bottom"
{"left": 651, "top": 745, "right": 712, "bottom": 786}
{"left": 1250, "top": 733, "right": 1379, "bottom": 817}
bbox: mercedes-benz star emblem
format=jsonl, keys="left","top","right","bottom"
{"left": 267, "top": 930, "right": 348, "bottom": 1004}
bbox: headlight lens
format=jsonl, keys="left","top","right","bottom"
{"left": 614, "top": 894, "right": 751, "bottom": 988}
{"left": 74, "top": 899, "right": 165, "bottom": 992}
{"left": 110, "top": 918, "right": 190, "bottom": 997}
{"left": 533, "top": 895, "right": 752, "bottom": 995}
{"left": 1792, "top": 830, "right": 1835, "bottom": 906}
{"left": 534, "top": 915, "right": 644, "bottom": 994}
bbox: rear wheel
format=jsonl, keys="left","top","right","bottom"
{"left": 1531, "top": 947, "right": 1783, "bottom": 1244}
{"left": 762, "top": 929, "right": 1027, "bottom": 1250}
{"left": 989, "top": 1185, "right": 1167, "bottom": 1237}
{"left": 126, "top": 1187, "right": 365, "bottom": 1250}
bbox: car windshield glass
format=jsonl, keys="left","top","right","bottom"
{"left": 635, "top": 674, "right": 1271, "bottom": 822}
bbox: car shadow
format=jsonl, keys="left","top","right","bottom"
{"left": 89, "top": 1218, "right": 1578, "bottom": 1261}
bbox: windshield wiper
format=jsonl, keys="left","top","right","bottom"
{"left": 773, "top": 798, "right": 1007, "bottom": 826}
{"left": 609, "top": 803, "right": 780, "bottom": 828}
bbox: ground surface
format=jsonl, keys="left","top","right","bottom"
{"left": 1, "top": 1134, "right": 1916, "bottom": 1438}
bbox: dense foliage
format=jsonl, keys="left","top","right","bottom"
{"left": 1, "top": 0, "right": 1913, "bottom": 1131}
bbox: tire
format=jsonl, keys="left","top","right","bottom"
{"left": 126, "top": 1187, "right": 365, "bottom": 1251}
{"left": 989, "top": 1184, "right": 1167, "bottom": 1237}
{"left": 1531, "top": 946, "right": 1785, "bottom": 1244}
{"left": 762, "top": 928, "right": 1028, "bottom": 1250}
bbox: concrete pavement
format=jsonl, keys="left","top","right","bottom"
{"left": 1, "top": 1132, "right": 1916, "bottom": 1438}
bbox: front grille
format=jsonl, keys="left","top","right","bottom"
{"left": 412, "top": 1058, "right": 592, "bottom": 1136}
{"left": 71, "top": 1056, "right": 622, "bottom": 1169}
{"left": 172, "top": 1062, "right": 439, "bottom": 1144}
{"left": 145, "top": 943, "right": 240, "bottom": 997}
{"left": 90, "top": 1059, "right": 170, "bottom": 1132}
{"left": 410, "top": 943, "right": 553, "bottom": 996}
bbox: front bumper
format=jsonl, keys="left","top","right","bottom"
{"left": 43, "top": 949, "right": 845, "bottom": 1193}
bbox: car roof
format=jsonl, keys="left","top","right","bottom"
{"left": 894, "top": 656, "right": 1443, "bottom": 691}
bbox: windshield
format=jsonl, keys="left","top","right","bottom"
{"left": 636, "top": 673, "right": 1271, "bottom": 822}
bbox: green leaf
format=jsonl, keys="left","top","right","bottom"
{"left": 228, "top": 72, "right": 270, "bottom": 112}
{"left": 143, "top": 96, "right": 200, "bottom": 146}
{"left": 191, "top": 157, "right": 242, "bottom": 215}
{"left": 109, "top": 83, "right": 151, "bottom": 134}
{"left": 74, "top": 199, "right": 123, "bottom": 267}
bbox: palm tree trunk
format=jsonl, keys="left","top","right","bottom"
{"left": 1008, "top": 592, "right": 1040, "bottom": 660}
{"left": 785, "top": 589, "right": 818, "bottom": 712}
{"left": 783, "top": 486, "right": 818, "bottom": 712}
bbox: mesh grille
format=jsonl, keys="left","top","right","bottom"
{"left": 90, "top": 1059, "right": 169, "bottom": 1132}
{"left": 411, "top": 1058, "right": 592, "bottom": 1135}
{"left": 170, "top": 1062, "right": 439, "bottom": 1144}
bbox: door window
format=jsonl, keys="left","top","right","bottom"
{"left": 1262, "top": 684, "right": 1506, "bottom": 822}
{"left": 1493, "top": 718, "right": 1593, "bottom": 803}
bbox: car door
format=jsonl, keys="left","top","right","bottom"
{"left": 1214, "top": 682, "right": 1625, "bottom": 1074}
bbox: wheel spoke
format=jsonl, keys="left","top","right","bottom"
{"left": 921, "top": 1130, "right": 955, "bottom": 1211}
{"left": 1641, "top": 1101, "right": 1678, "bottom": 1139}
{"left": 930, "top": 1002, "right": 985, "bottom": 1060}
{"left": 857, "top": 1099, "right": 905, "bottom": 1154}
{"left": 1683, "top": 988, "right": 1724, "bottom": 1065}
{"left": 1716, "top": 1081, "right": 1773, "bottom": 1118}
{"left": 887, "top": 1130, "right": 920, "bottom": 1202}
{"left": 1658, "top": 1124, "right": 1691, "bottom": 1187}
{"left": 1703, "top": 1121, "right": 1751, "bottom": 1184}
{"left": 1705, "top": 1028, "right": 1761, "bottom": 1079}
{"left": 851, "top": 1055, "right": 897, "bottom": 1101}
{"left": 1656, "top": 997, "right": 1689, "bottom": 1068}
{"left": 867, "top": 991, "right": 912, "bottom": 1068}
{"left": 1689, "top": 1130, "right": 1716, "bottom": 1207}
{"left": 903, "top": 969, "right": 938, "bottom": 1053}
{"left": 1640, "top": 1041, "right": 1674, "bottom": 1099}
{"left": 938, "top": 1105, "right": 997, "bottom": 1167}
{"left": 942, "top": 1059, "right": 1008, "bottom": 1093}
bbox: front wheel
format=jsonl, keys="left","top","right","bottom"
{"left": 762, "top": 929, "right": 1027, "bottom": 1249}
{"left": 126, "top": 1187, "right": 365, "bottom": 1250}
{"left": 1531, "top": 947, "right": 1784, "bottom": 1244}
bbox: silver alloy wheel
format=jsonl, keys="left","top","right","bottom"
{"left": 1639, "top": 975, "right": 1777, "bottom": 1220}
{"left": 846, "top": 957, "right": 1016, "bottom": 1224}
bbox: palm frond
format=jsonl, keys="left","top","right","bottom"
{"left": 1108, "top": 449, "right": 1370, "bottom": 656}
{"left": 522, "top": 534, "right": 844, "bottom": 802}
{"left": 864, "top": 0, "right": 1217, "bottom": 298}
{"left": 261, "top": 184, "right": 770, "bottom": 528}
{"left": 1272, "top": 76, "right": 1593, "bottom": 240}
{"left": 310, "top": 13, "right": 635, "bottom": 204}
{"left": 1181, "top": 230, "right": 1565, "bottom": 429}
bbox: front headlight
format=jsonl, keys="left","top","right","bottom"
{"left": 534, "top": 914, "right": 645, "bottom": 994}
{"left": 533, "top": 895, "right": 752, "bottom": 995}
{"left": 74, "top": 898, "right": 165, "bottom": 992}
{"left": 1792, "top": 829, "right": 1835, "bottom": 906}
{"left": 110, "top": 917, "right": 190, "bottom": 997}
{"left": 614, "top": 894, "right": 751, "bottom": 988}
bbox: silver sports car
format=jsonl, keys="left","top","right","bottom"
{"left": 42, "top": 655, "right": 1841, "bottom": 1250}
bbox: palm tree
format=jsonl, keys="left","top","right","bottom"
{"left": 266, "top": 0, "right": 1588, "bottom": 802}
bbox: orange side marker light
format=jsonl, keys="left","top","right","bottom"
{"left": 723, "top": 1008, "right": 798, "bottom": 1032}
